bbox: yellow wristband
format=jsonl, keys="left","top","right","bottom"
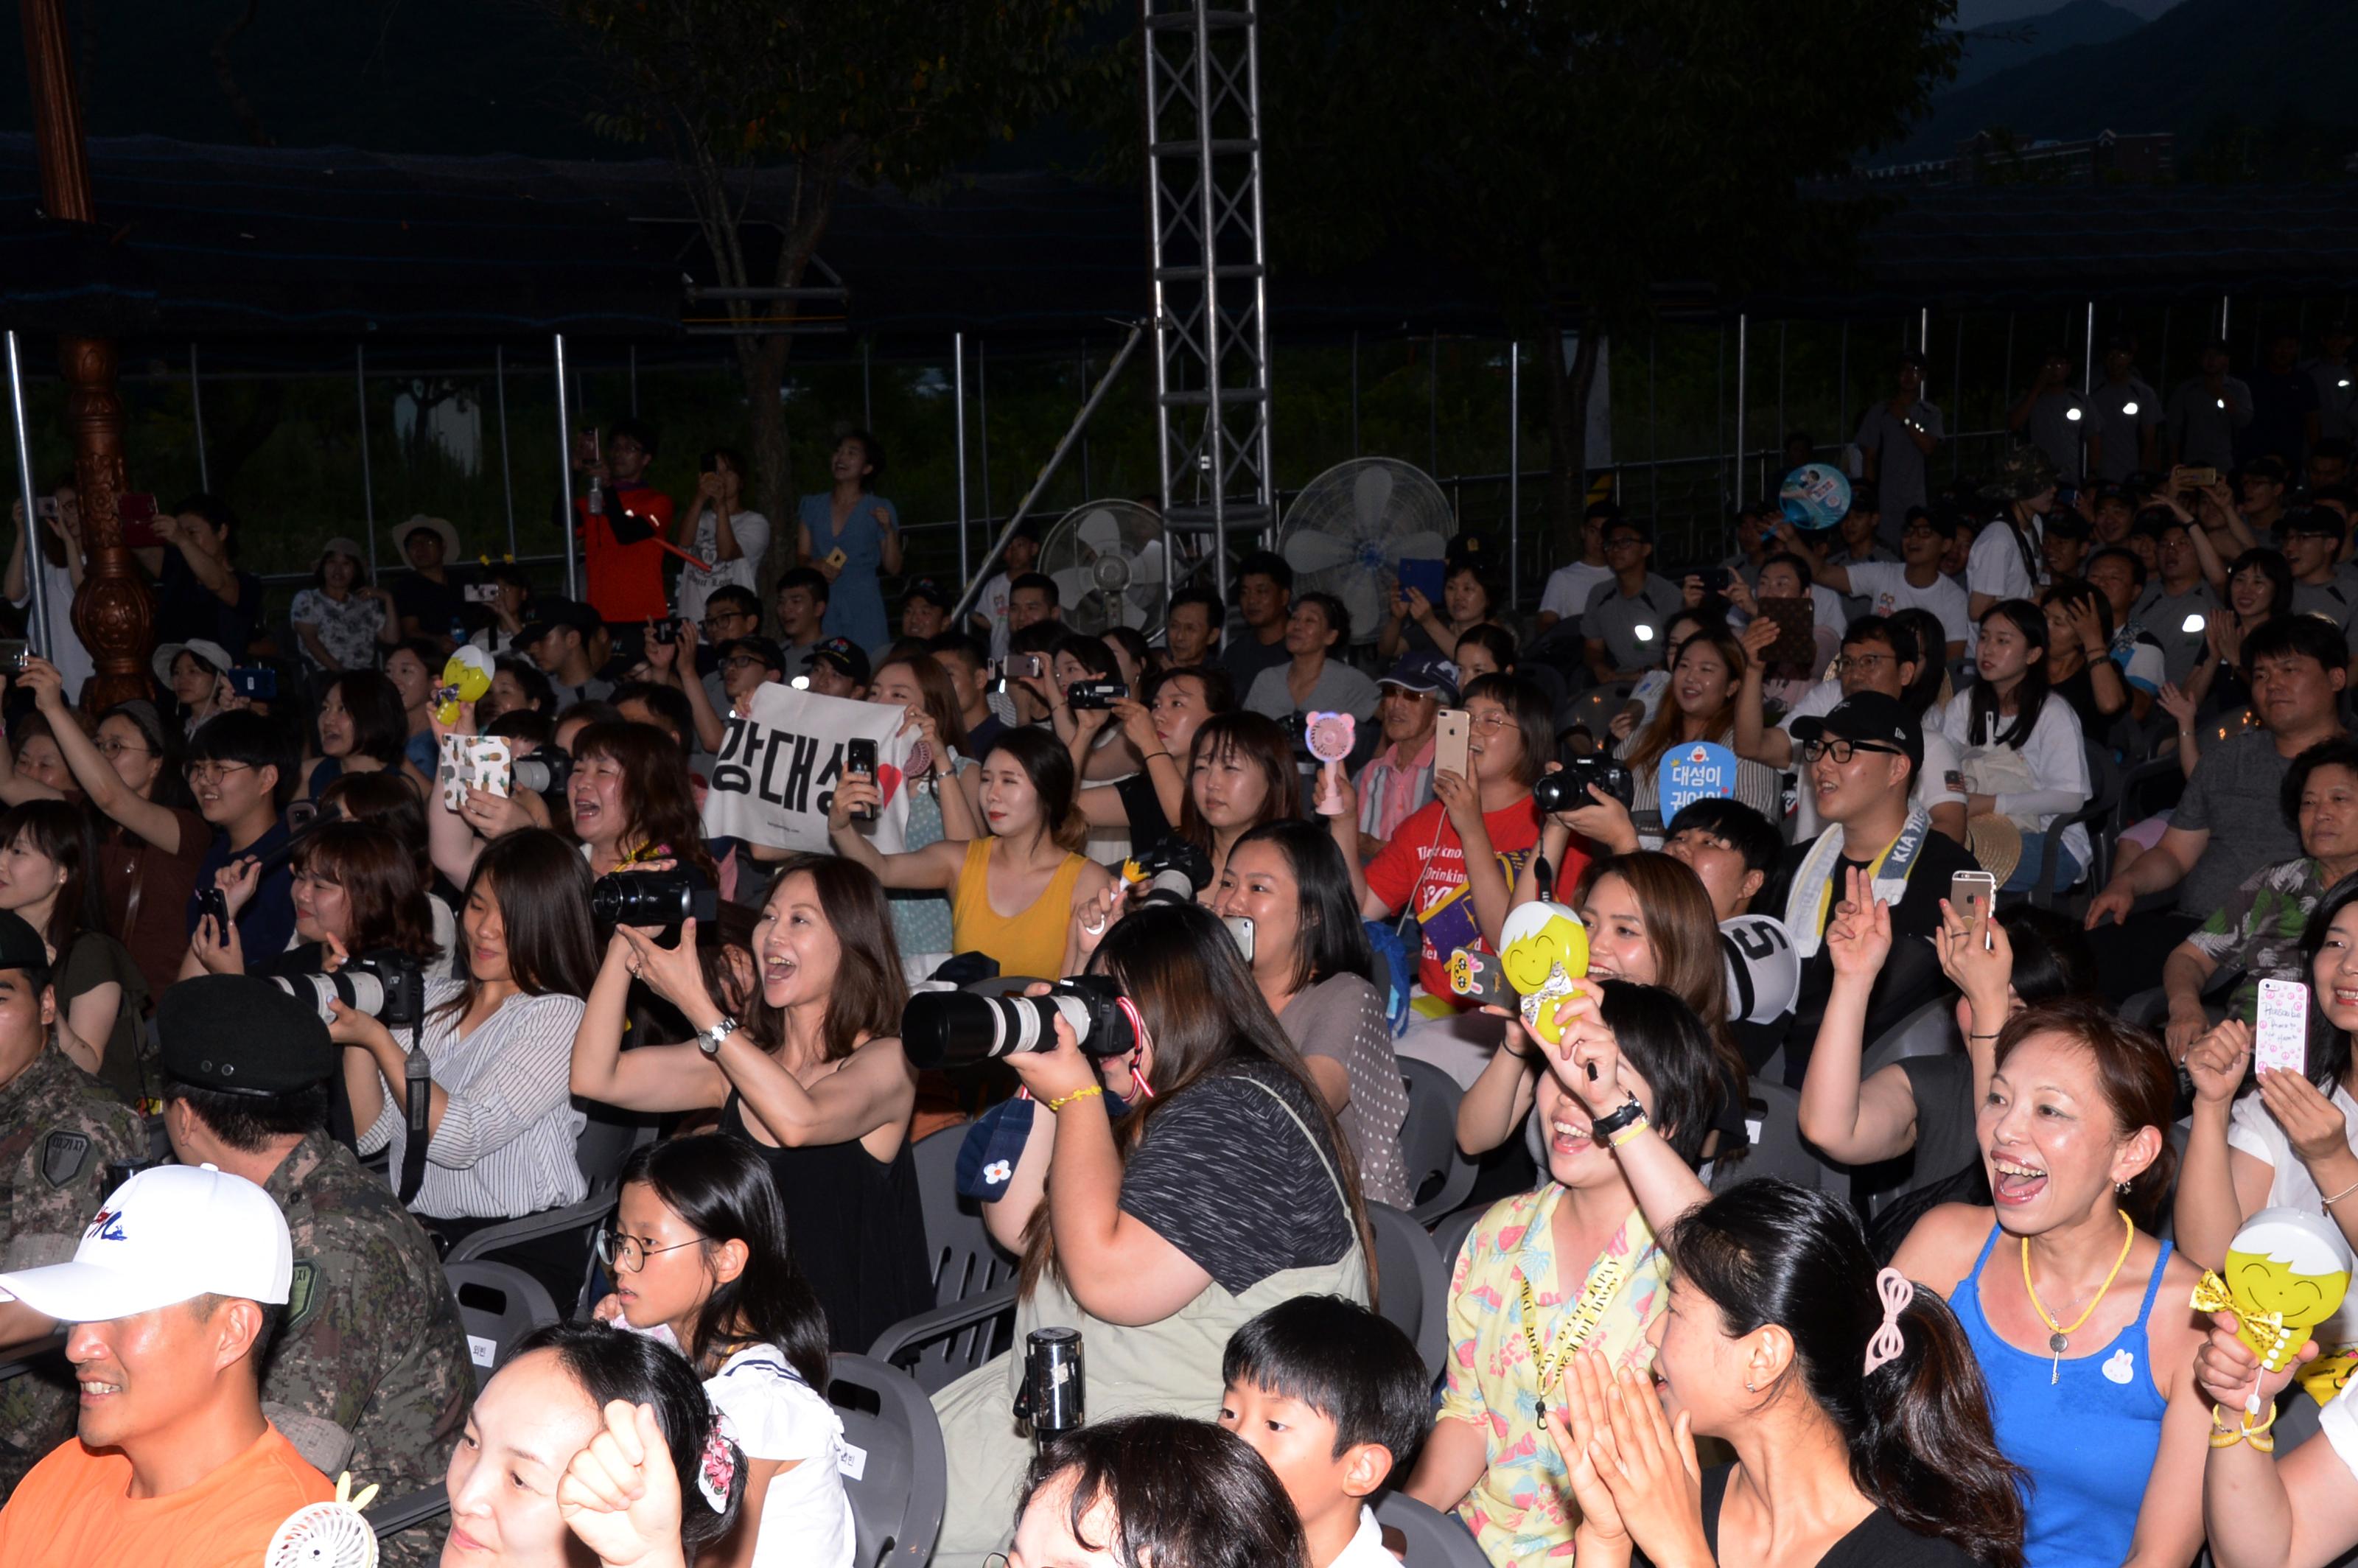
{"left": 1046, "top": 1085, "right": 1105, "bottom": 1113}
{"left": 1607, "top": 1113, "right": 1651, "bottom": 1148}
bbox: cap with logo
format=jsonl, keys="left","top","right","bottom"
{"left": 1379, "top": 651, "right": 1460, "bottom": 704}
{"left": 158, "top": 974, "right": 336, "bottom": 1096}
{"left": 810, "top": 637, "right": 872, "bottom": 685}
{"left": 0, "top": 1163, "right": 293, "bottom": 1322}
{"left": 903, "top": 578, "right": 953, "bottom": 610}
{"left": 1790, "top": 691, "right": 1923, "bottom": 774}
{"left": 517, "top": 596, "right": 601, "bottom": 648}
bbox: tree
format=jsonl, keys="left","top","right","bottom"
{"left": 1262, "top": 0, "right": 1958, "bottom": 535}
{"left": 533, "top": 0, "right": 1105, "bottom": 525}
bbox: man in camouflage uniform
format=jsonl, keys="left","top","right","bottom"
{"left": 158, "top": 975, "right": 473, "bottom": 1566}
{"left": 0, "top": 911, "right": 148, "bottom": 1501}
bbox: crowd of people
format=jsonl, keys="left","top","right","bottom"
{"left": 11, "top": 341, "right": 2358, "bottom": 1568}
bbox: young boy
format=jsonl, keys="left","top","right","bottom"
{"left": 1661, "top": 796, "right": 1783, "bottom": 920}
{"left": 1218, "top": 1295, "right": 1430, "bottom": 1568}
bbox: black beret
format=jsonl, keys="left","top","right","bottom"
{"left": 157, "top": 974, "right": 335, "bottom": 1097}
{"left": 0, "top": 911, "right": 49, "bottom": 975}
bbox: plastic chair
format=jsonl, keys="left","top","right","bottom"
{"left": 2030, "top": 738, "right": 2119, "bottom": 911}
{"left": 444, "top": 1259, "right": 561, "bottom": 1392}
{"left": 444, "top": 1110, "right": 656, "bottom": 1315}
{"left": 1705, "top": 1082, "right": 1831, "bottom": 1194}
{"left": 829, "top": 1353, "right": 948, "bottom": 1568}
{"left": 367, "top": 1482, "right": 451, "bottom": 1540}
{"left": 1367, "top": 1203, "right": 1448, "bottom": 1382}
{"left": 1858, "top": 997, "right": 1959, "bottom": 1078}
{"left": 1397, "top": 1057, "right": 1477, "bottom": 1225}
{"left": 1429, "top": 1202, "right": 1486, "bottom": 1281}
{"left": 1375, "top": 1492, "right": 1492, "bottom": 1568}
{"left": 867, "top": 1127, "right": 1024, "bottom": 1394}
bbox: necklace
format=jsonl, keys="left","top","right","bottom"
{"left": 1516, "top": 1258, "right": 1625, "bottom": 1429}
{"left": 2019, "top": 1209, "right": 2136, "bottom": 1386}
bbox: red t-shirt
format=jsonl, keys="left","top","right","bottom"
{"left": 0, "top": 1421, "right": 333, "bottom": 1568}
{"left": 575, "top": 485, "right": 674, "bottom": 623}
{"left": 1363, "top": 794, "right": 1564, "bottom": 1000}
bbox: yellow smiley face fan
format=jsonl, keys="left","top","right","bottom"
{"left": 1498, "top": 900, "right": 1589, "bottom": 1046}
{"left": 2193, "top": 1207, "right": 2354, "bottom": 1374}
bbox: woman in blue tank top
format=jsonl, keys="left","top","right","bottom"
{"left": 1892, "top": 995, "right": 2211, "bottom": 1568}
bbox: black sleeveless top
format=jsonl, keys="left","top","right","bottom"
{"left": 718, "top": 1093, "right": 933, "bottom": 1354}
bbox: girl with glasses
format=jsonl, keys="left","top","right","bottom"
{"left": 590, "top": 1135, "right": 853, "bottom": 1568}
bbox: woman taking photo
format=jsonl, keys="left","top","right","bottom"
{"left": 1214, "top": 819, "right": 1413, "bottom": 1209}
{"left": 930, "top": 899, "right": 1371, "bottom": 1568}
{"left": 289, "top": 536, "right": 394, "bottom": 675}
{"left": 864, "top": 653, "right": 982, "bottom": 961}
{"left": 433, "top": 715, "right": 709, "bottom": 887}
{"left": 797, "top": 428, "right": 900, "bottom": 652}
{"left": 12, "top": 658, "right": 206, "bottom": 999}
{"left": 570, "top": 853, "right": 930, "bottom": 1353}
{"left": 1382, "top": 559, "right": 1505, "bottom": 662}
{"left": 1404, "top": 980, "right": 1719, "bottom": 1567}
{"left": 1178, "top": 712, "right": 1301, "bottom": 901}
{"left": 2176, "top": 878, "right": 2358, "bottom": 1399}
{"left": 1938, "top": 599, "right": 2093, "bottom": 895}
{"left": 0, "top": 799, "right": 146, "bottom": 1099}
{"left": 338, "top": 827, "right": 600, "bottom": 1302}
{"left": 592, "top": 1136, "right": 855, "bottom": 1568}
{"left": 828, "top": 725, "right": 1113, "bottom": 983}
{"left": 1557, "top": 1179, "right": 2024, "bottom": 1568}
{"left": 184, "top": 819, "right": 438, "bottom": 982}
{"left": 1891, "top": 999, "right": 2208, "bottom": 1568}
{"left": 1074, "top": 664, "right": 1236, "bottom": 852}
{"left": 1054, "top": 634, "right": 1144, "bottom": 780}
{"left": 1245, "top": 592, "right": 1379, "bottom": 725}
{"left": 301, "top": 669, "right": 410, "bottom": 799}
{"left": 1615, "top": 629, "right": 1785, "bottom": 827}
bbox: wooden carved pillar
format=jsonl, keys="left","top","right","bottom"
{"left": 22, "top": 0, "right": 153, "bottom": 710}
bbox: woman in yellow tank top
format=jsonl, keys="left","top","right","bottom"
{"left": 829, "top": 725, "right": 1113, "bottom": 981}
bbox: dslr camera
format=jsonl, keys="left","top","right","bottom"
{"left": 1533, "top": 756, "right": 1634, "bottom": 812}
{"left": 590, "top": 867, "right": 718, "bottom": 931}
{"left": 269, "top": 948, "right": 427, "bottom": 1032}
{"left": 900, "top": 974, "right": 1137, "bottom": 1071}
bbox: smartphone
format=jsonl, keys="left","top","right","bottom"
{"left": 1696, "top": 566, "right": 1731, "bottom": 594}
{"left": 226, "top": 666, "right": 279, "bottom": 700}
{"left": 652, "top": 619, "right": 679, "bottom": 645}
{"left": 984, "top": 661, "right": 1012, "bottom": 696}
{"left": 0, "top": 640, "right": 27, "bottom": 673}
{"left": 196, "top": 886, "right": 229, "bottom": 929}
{"left": 1222, "top": 914, "right": 1256, "bottom": 963}
{"left": 2175, "top": 466, "right": 2218, "bottom": 489}
{"left": 1397, "top": 557, "right": 1446, "bottom": 606}
{"left": 1757, "top": 597, "right": 1816, "bottom": 666}
{"left": 825, "top": 547, "right": 850, "bottom": 572}
{"left": 2054, "top": 484, "right": 2082, "bottom": 512}
{"left": 286, "top": 799, "right": 319, "bottom": 834}
{"left": 1948, "top": 870, "right": 1998, "bottom": 948}
{"left": 1024, "top": 655, "right": 1044, "bottom": 679}
{"left": 1435, "top": 707, "right": 1472, "bottom": 780}
{"left": 575, "top": 427, "right": 602, "bottom": 469}
{"left": 2255, "top": 979, "right": 2309, "bottom": 1077}
{"left": 33, "top": 497, "right": 57, "bottom": 521}
{"left": 463, "top": 582, "right": 500, "bottom": 604}
{"left": 844, "top": 738, "right": 878, "bottom": 822}
{"left": 117, "top": 491, "right": 160, "bottom": 550}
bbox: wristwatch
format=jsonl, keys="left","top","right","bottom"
{"left": 1589, "top": 1096, "right": 1646, "bottom": 1142}
{"left": 695, "top": 1017, "right": 740, "bottom": 1057}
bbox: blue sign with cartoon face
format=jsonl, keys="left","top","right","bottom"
{"left": 1659, "top": 741, "right": 1739, "bottom": 817}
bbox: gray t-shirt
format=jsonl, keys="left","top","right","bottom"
{"left": 2130, "top": 580, "right": 2222, "bottom": 686}
{"left": 1278, "top": 974, "right": 1412, "bottom": 1211}
{"left": 1853, "top": 399, "right": 1944, "bottom": 526}
{"left": 2089, "top": 377, "right": 2161, "bottom": 481}
{"left": 1581, "top": 575, "right": 1684, "bottom": 672}
{"left": 2023, "top": 389, "right": 2091, "bottom": 482}
{"left": 1245, "top": 659, "right": 1380, "bottom": 723}
{"left": 2166, "top": 377, "right": 2253, "bottom": 470}
{"left": 2172, "top": 729, "right": 2303, "bottom": 918}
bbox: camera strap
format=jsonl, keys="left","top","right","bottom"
{"left": 398, "top": 1040, "right": 431, "bottom": 1203}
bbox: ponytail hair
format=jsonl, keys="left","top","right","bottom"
{"left": 1665, "top": 1180, "right": 2025, "bottom": 1568}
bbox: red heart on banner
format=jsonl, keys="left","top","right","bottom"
{"left": 875, "top": 763, "right": 904, "bottom": 806}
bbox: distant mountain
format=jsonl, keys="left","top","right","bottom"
{"left": 1948, "top": 0, "right": 2145, "bottom": 91}
{"left": 1895, "top": 0, "right": 2358, "bottom": 171}
{"left": 1956, "top": 0, "right": 2178, "bottom": 23}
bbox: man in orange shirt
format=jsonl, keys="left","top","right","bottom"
{"left": 574, "top": 418, "right": 675, "bottom": 625}
{"left": 0, "top": 1163, "right": 332, "bottom": 1567}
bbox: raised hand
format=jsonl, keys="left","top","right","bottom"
{"left": 1824, "top": 866, "right": 1893, "bottom": 980}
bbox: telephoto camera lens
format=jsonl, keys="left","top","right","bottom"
{"left": 590, "top": 868, "right": 720, "bottom": 928}
{"left": 267, "top": 969, "right": 390, "bottom": 1025}
{"left": 512, "top": 752, "right": 572, "bottom": 797}
{"left": 899, "top": 976, "right": 1136, "bottom": 1071}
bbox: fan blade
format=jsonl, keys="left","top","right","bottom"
{"left": 1350, "top": 464, "right": 1398, "bottom": 538}
{"left": 1283, "top": 531, "right": 1358, "bottom": 575}
{"left": 1074, "top": 507, "right": 1124, "bottom": 556}
{"left": 1388, "top": 529, "right": 1449, "bottom": 564}
{"left": 1051, "top": 567, "right": 1097, "bottom": 609}
{"left": 1340, "top": 575, "right": 1382, "bottom": 643}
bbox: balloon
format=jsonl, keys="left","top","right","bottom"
{"left": 1499, "top": 901, "right": 1589, "bottom": 1046}
{"left": 434, "top": 646, "right": 494, "bottom": 728}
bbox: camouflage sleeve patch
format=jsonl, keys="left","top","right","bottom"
{"left": 39, "top": 1131, "right": 92, "bottom": 1191}
{"left": 284, "top": 1259, "right": 321, "bottom": 1337}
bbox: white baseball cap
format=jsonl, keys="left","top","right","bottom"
{"left": 0, "top": 1163, "right": 292, "bottom": 1322}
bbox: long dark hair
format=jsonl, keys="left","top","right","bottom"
{"left": 1665, "top": 1181, "right": 2025, "bottom": 1568}
{"left": 321, "top": 670, "right": 408, "bottom": 767}
{"left": 1178, "top": 713, "right": 1299, "bottom": 855}
{"left": 740, "top": 854, "right": 908, "bottom": 1066}
{"left": 985, "top": 724, "right": 1088, "bottom": 854}
{"left": 288, "top": 821, "right": 438, "bottom": 962}
{"left": 1021, "top": 901, "right": 1374, "bottom": 1301}
{"left": 1228, "top": 820, "right": 1374, "bottom": 995}
{"left": 0, "top": 799, "right": 109, "bottom": 961}
{"left": 511, "top": 1322, "right": 745, "bottom": 1561}
{"left": 874, "top": 654, "right": 972, "bottom": 758}
{"left": 1968, "top": 599, "right": 2051, "bottom": 751}
{"left": 617, "top": 1138, "right": 831, "bottom": 1391}
{"left": 571, "top": 721, "right": 718, "bottom": 883}
{"left": 438, "top": 828, "right": 598, "bottom": 1025}
{"left": 2301, "top": 878, "right": 2358, "bottom": 1097}
{"left": 1886, "top": 609, "right": 1952, "bottom": 719}
{"left": 1018, "top": 1414, "right": 1309, "bottom": 1568}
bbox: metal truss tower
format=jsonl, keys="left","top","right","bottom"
{"left": 1142, "top": 0, "right": 1274, "bottom": 603}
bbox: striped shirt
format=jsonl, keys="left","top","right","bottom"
{"left": 356, "top": 976, "right": 587, "bottom": 1220}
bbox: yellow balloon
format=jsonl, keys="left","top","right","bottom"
{"left": 435, "top": 647, "right": 494, "bottom": 727}
{"left": 1500, "top": 901, "right": 1589, "bottom": 1046}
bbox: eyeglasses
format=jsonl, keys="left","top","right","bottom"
{"left": 1467, "top": 710, "right": 1515, "bottom": 733}
{"left": 1799, "top": 738, "right": 1905, "bottom": 766}
{"left": 721, "top": 655, "right": 766, "bottom": 672}
{"left": 1606, "top": 535, "right": 1646, "bottom": 550}
{"left": 701, "top": 612, "right": 753, "bottom": 632}
{"left": 1836, "top": 652, "right": 1895, "bottom": 673}
{"left": 592, "top": 1225, "right": 704, "bottom": 1274}
{"left": 184, "top": 761, "right": 254, "bottom": 786}
{"left": 95, "top": 738, "right": 151, "bottom": 759}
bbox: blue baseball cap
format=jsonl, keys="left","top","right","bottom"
{"left": 1381, "top": 651, "right": 1460, "bottom": 704}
